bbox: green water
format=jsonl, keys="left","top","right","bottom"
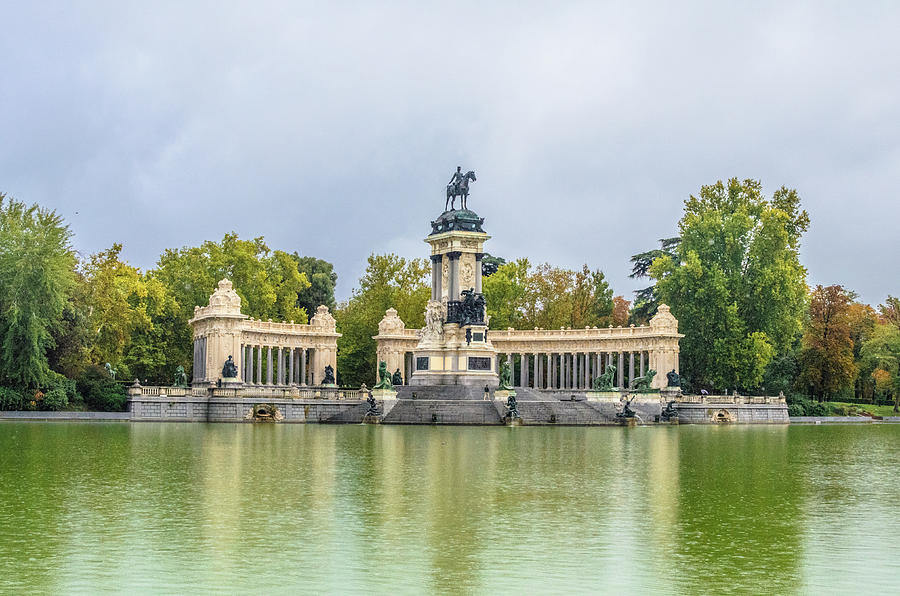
{"left": 0, "top": 423, "right": 898, "bottom": 594}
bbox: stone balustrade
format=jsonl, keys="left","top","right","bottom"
{"left": 129, "top": 384, "right": 369, "bottom": 401}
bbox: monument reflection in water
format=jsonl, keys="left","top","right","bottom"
{"left": 3, "top": 423, "right": 899, "bottom": 593}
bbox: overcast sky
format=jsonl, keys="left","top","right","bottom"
{"left": 1, "top": 1, "right": 898, "bottom": 306}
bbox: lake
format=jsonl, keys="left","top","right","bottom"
{"left": 1, "top": 422, "right": 898, "bottom": 594}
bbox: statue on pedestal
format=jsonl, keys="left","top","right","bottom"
{"left": 666, "top": 369, "right": 681, "bottom": 387}
{"left": 173, "top": 365, "right": 187, "bottom": 387}
{"left": 323, "top": 365, "right": 336, "bottom": 385}
{"left": 445, "top": 166, "right": 477, "bottom": 211}
{"left": 499, "top": 361, "right": 513, "bottom": 391}
{"left": 631, "top": 369, "right": 657, "bottom": 392}
{"left": 392, "top": 368, "right": 403, "bottom": 386}
{"left": 661, "top": 400, "right": 679, "bottom": 421}
{"left": 374, "top": 361, "right": 393, "bottom": 390}
{"left": 222, "top": 356, "right": 238, "bottom": 378}
{"left": 592, "top": 364, "right": 617, "bottom": 391}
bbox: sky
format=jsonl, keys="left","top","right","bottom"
{"left": 1, "top": 1, "right": 898, "bottom": 306}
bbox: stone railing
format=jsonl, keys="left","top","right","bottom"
{"left": 129, "top": 385, "right": 368, "bottom": 401}
{"left": 490, "top": 324, "right": 673, "bottom": 341}
{"left": 676, "top": 394, "right": 787, "bottom": 405}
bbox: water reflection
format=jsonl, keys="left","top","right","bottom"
{"left": 1, "top": 422, "right": 899, "bottom": 593}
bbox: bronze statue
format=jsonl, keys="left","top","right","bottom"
{"left": 592, "top": 364, "right": 617, "bottom": 391}
{"left": 222, "top": 355, "right": 238, "bottom": 378}
{"left": 459, "top": 288, "right": 486, "bottom": 326}
{"left": 104, "top": 362, "right": 117, "bottom": 380}
{"left": 661, "top": 400, "right": 679, "bottom": 421}
{"left": 505, "top": 394, "right": 520, "bottom": 419}
{"left": 374, "top": 361, "right": 393, "bottom": 390}
{"left": 445, "top": 166, "right": 477, "bottom": 211}
{"left": 499, "top": 360, "right": 513, "bottom": 391}
{"left": 365, "top": 391, "right": 381, "bottom": 416}
{"left": 631, "top": 369, "right": 657, "bottom": 392}
{"left": 323, "top": 364, "right": 336, "bottom": 385}
{"left": 392, "top": 368, "right": 403, "bottom": 385}
{"left": 173, "top": 365, "right": 188, "bottom": 387}
{"left": 666, "top": 369, "right": 681, "bottom": 387}
{"left": 616, "top": 396, "right": 636, "bottom": 419}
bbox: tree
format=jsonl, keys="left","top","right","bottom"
{"left": 629, "top": 237, "right": 680, "bottom": 324}
{"left": 81, "top": 244, "right": 153, "bottom": 369}
{"left": 860, "top": 323, "right": 900, "bottom": 412}
{"left": 879, "top": 295, "right": 900, "bottom": 330}
{"left": 295, "top": 255, "right": 337, "bottom": 314}
{"left": 611, "top": 296, "right": 630, "bottom": 327}
{"left": 483, "top": 259, "right": 529, "bottom": 329}
{"left": 847, "top": 302, "right": 879, "bottom": 400}
{"left": 0, "top": 194, "right": 77, "bottom": 388}
{"left": 481, "top": 254, "right": 506, "bottom": 277}
{"left": 335, "top": 254, "right": 430, "bottom": 386}
{"left": 650, "top": 179, "right": 809, "bottom": 392}
{"left": 799, "top": 285, "right": 857, "bottom": 400}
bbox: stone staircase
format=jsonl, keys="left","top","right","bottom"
{"left": 383, "top": 397, "right": 503, "bottom": 425}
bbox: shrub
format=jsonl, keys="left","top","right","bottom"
{"left": 41, "top": 388, "right": 68, "bottom": 411}
{"left": 787, "top": 403, "right": 805, "bottom": 417}
{"left": 0, "top": 386, "right": 24, "bottom": 411}
{"left": 76, "top": 366, "right": 126, "bottom": 411}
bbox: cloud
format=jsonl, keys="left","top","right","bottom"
{"left": 1, "top": 1, "right": 898, "bottom": 304}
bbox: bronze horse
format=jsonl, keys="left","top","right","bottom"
{"left": 446, "top": 170, "right": 476, "bottom": 211}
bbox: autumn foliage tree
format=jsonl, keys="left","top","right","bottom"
{"left": 799, "top": 285, "right": 857, "bottom": 400}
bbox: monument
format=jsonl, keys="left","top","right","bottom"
{"left": 411, "top": 167, "right": 499, "bottom": 386}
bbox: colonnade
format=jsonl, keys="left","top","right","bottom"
{"left": 499, "top": 350, "right": 650, "bottom": 390}
{"left": 241, "top": 344, "right": 315, "bottom": 386}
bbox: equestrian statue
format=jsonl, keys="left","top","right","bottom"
{"left": 445, "top": 166, "right": 477, "bottom": 211}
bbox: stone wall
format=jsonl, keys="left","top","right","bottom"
{"left": 129, "top": 397, "right": 368, "bottom": 423}
{"left": 675, "top": 402, "right": 789, "bottom": 424}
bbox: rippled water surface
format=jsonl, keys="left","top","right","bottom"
{"left": 1, "top": 422, "right": 899, "bottom": 594}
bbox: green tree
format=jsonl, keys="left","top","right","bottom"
{"left": 629, "top": 237, "right": 680, "bottom": 324}
{"left": 860, "top": 323, "right": 900, "bottom": 412}
{"left": 81, "top": 244, "right": 153, "bottom": 369}
{"left": 799, "top": 285, "right": 857, "bottom": 400}
{"left": 650, "top": 179, "right": 808, "bottom": 392}
{"left": 295, "top": 255, "right": 337, "bottom": 314}
{"left": 481, "top": 254, "right": 506, "bottom": 277}
{"left": 483, "top": 259, "right": 529, "bottom": 329}
{"left": 0, "top": 194, "right": 77, "bottom": 388}
{"left": 336, "top": 254, "right": 430, "bottom": 386}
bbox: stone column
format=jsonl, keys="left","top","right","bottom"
{"left": 549, "top": 354, "right": 555, "bottom": 389}
{"left": 618, "top": 352, "right": 625, "bottom": 388}
{"left": 447, "top": 251, "right": 461, "bottom": 301}
{"left": 573, "top": 353, "right": 579, "bottom": 389}
{"left": 506, "top": 353, "right": 513, "bottom": 386}
{"left": 629, "top": 352, "right": 635, "bottom": 387}
{"left": 288, "top": 348, "right": 294, "bottom": 385}
{"left": 564, "top": 354, "right": 570, "bottom": 389}
{"left": 533, "top": 353, "right": 538, "bottom": 389}
{"left": 265, "top": 347, "right": 272, "bottom": 385}
{"left": 431, "top": 255, "right": 442, "bottom": 301}
{"left": 520, "top": 353, "right": 527, "bottom": 387}
{"left": 640, "top": 351, "right": 645, "bottom": 377}
{"left": 300, "top": 348, "right": 307, "bottom": 386}
{"left": 474, "top": 253, "right": 483, "bottom": 294}
{"left": 256, "top": 346, "right": 262, "bottom": 385}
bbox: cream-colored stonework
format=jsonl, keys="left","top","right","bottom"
{"left": 190, "top": 279, "right": 340, "bottom": 387}
{"left": 374, "top": 304, "right": 682, "bottom": 389}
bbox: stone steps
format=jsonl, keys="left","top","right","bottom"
{"left": 382, "top": 399, "right": 503, "bottom": 424}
